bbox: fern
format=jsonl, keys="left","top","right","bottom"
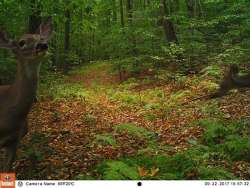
{"left": 199, "top": 119, "right": 228, "bottom": 145}
{"left": 95, "top": 134, "right": 117, "bottom": 147}
{"left": 197, "top": 166, "right": 236, "bottom": 180}
{"left": 115, "top": 123, "right": 156, "bottom": 139}
{"left": 200, "top": 65, "right": 222, "bottom": 79}
{"left": 101, "top": 161, "right": 139, "bottom": 180}
{"left": 222, "top": 136, "right": 250, "bottom": 162}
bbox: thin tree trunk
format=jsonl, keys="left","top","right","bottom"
{"left": 127, "top": 0, "right": 137, "bottom": 55}
{"left": 186, "top": 0, "right": 203, "bottom": 17}
{"left": 112, "top": 0, "right": 117, "bottom": 23}
{"left": 160, "top": 0, "right": 178, "bottom": 43}
{"left": 28, "top": 0, "right": 41, "bottom": 33}
{"left": 64, "top": 0, "right": 71, "bottom": 73}
{"left": 127, "top": 0, "right": 132, "bottom": 24}
{"left": 120, "top": 0, "right": 125, "bottom": 28}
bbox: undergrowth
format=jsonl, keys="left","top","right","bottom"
{"left": 37, "top": 61, "right": 249, "bottom": 180}
{"left": 76, "top": 119, "right": 249, "bottom": 180}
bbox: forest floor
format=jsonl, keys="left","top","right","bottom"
{"left": 15, "top": 60, "right": 250, "bottom": 180}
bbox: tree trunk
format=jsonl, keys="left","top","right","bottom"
{"left": 186, "top": 0, "right": 203, "bottom": 17}
{"left": 120, "top": 0, "right": 125, "bottom": 28}
{"left": 126, "top": 0, "right": 137, "bottom": 55}
{"left": 127, "top": 0, "right": 133, "bottom": 24}
{"left": 112, "top": 0, "right": 117, "bottom": 23}
{"left": 160, "top": 0, "right": 178, "bottom": 43}
{"left": 28, "top": 0, "right": 41, "bottom": 33}
{"left": 64, "top": 0, "right": 71, "bottom": 73}
{"left": 171, "top": 0, "right": 180, "bottom": 13}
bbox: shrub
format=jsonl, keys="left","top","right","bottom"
{"left": 222, "top": 136, "right": 250, "bottom": 162}
{"left": 200, "top": 65, "right": 222, "bottom": 79}
{"left": 94, "top": 134, "right": 117, "bottom": 147}
{"left": 114, "top": 123, "right": 156, "bottom": 139}
{"left": 98, "top": 161, "right": 139, "bottom": 180}
{"left": 199, "top": 119, "right": 228, "bottom": 145}
{"left": 197, "top": 166, "right": 236, "bottom": 180}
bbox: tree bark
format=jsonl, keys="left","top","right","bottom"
{"left": 126, "top": 0, "right": 137, "bottom": 55}
{"left": 64, "top": 0, "right": 71, "bottom": 73}
{"left": 160, "top": 0, "right": 178, "bottom": 43}
{"left": 127, "top": 0, "right": 133, "bottom": 24}
{"left": 28, "top": 0, "right": 41, "bottom": 33}
{"left": 120, "top": 0, "right": 125, "bottom": 28}
{"left": 112, "top": 0, "right": 117, "bottom": 23}
{"left": 186, "top": 0, "right": 203, "bottom": 17}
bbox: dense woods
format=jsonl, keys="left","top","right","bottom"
{"left": 0, "top": 0, "right": 250, "bottom": 180}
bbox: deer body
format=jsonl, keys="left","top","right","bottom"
{"left": 0, "top": 19, "right": 52, "bottom": 171}
{"left": 211, "top": 64, "right": 250, "bottom": 98}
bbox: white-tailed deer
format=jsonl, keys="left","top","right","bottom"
{"left": 211, "top": 64, "right": 250, "bottom": 98}
{"left": 0, "top": 18, "right": 53, "bottom": 172}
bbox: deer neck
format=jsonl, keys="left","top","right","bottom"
{"left": 9, "top": 59, "right": 41, "bottom": 117}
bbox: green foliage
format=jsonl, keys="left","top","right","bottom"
{"left": 98, "top": 161, "right": 140, "bottom": 180}
{"left": 81, "top": 113, "right": 97, "bottom": 126}
{"left": 112, "top": 56, "right": 155, "bottom": 79}
{"left": 23, "top": 148, "right": 44, "bottom": 162}
{"left": 161, "top": 43, "right": 185, "bottom": 63}
{"left": 197, "top": 166, "right": 235, "bottom": 180}
{"left": 227, "top": 119, "right": 250, "bottom": 136}
{"left": 110, "top": 91, "right": 144, "bottom": 106}
{"left": 199, "top": 119, "right": 228, "bottom": 145}
{"left": 222, "top": 136, "right": 250, "bottom": 162}
{"left": 21, "top": 132, "right": 52, "bottom": 163}
{"left": 96, "top": 148, "right": 237, "bottom": 180}
{"left": 143, "top": 113, "right": 158, "bottom": 122}
{"left": 74, "top": 174, "right": 95, "bottom": 180}
{"left": 94, "top": 134, "right": 117, "bottom": 147}
{"left": 200, "top": 119, "right": 250, "bottom": 162}
{"left": 2, "top": 0, "right": 250, "bottom": 181}
{"left": 47, "top": 83, "right": 88, "bottom": 99}
{"left": 200, "top": 65, "right": 222, "bottom": 79}
{"left": 39, "top": 72, "right": 90, "bottom": 100}
{"left": 162, "top": 152, "right": 198, "bottom": 178}
{"left": 170, "top": 90, "right": 192, "bottom": 102}
{"left": 115, "top": 123, "right": 156, "bottom": 139}
{"left": 1, "top": 0, "right": 250, "bottom": 69}
{"left": 201, "top": 103, "right": 224, "bottom": 118}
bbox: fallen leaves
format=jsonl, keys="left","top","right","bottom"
{"left": 14, "top": 62, "right": 250, "bottom": 180}
{"left": 138, "top": 166, "right": 160, "bottom": 178}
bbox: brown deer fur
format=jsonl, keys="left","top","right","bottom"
{"left": 211, "top": 64, "right": 250, "bottom": 98}
{"left": 0, "top": 18, "right": 53, "bottom": 172}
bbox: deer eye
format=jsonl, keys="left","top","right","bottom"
{"left": 18, "top": 40, "right": 26, "bottom": 47}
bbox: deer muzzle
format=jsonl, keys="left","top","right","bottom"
{"left": 36, "top": 43, "right": 48, "bottom": 51}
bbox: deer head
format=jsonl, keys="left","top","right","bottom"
{"left": 0, "top": 19, "right": 53, "bottom": 172}
{"left": 0, "top": 18, "right": 53, "bottom": 62}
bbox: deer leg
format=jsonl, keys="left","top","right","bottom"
{"left": 3, "top": 120, "right": 28, "bottom": 172}
{"left": 20, "top": 120, "right": 28, "bottom": 138}
{"left": 4, "top": 140, "right": 18, "bottom": 172}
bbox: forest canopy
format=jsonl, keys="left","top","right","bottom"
{"left": 0, "top": 0, "right": 250, "bottom": 80}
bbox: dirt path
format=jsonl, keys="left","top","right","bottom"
{"left": 67, "top": 62, "right": 120, "bottom": 87}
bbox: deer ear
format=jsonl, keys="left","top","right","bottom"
{"left": 36, "top": 17, "right": 53, "bottom": 41}
{"left": 0, "top": 30, "right": 16, "bottom": 49}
